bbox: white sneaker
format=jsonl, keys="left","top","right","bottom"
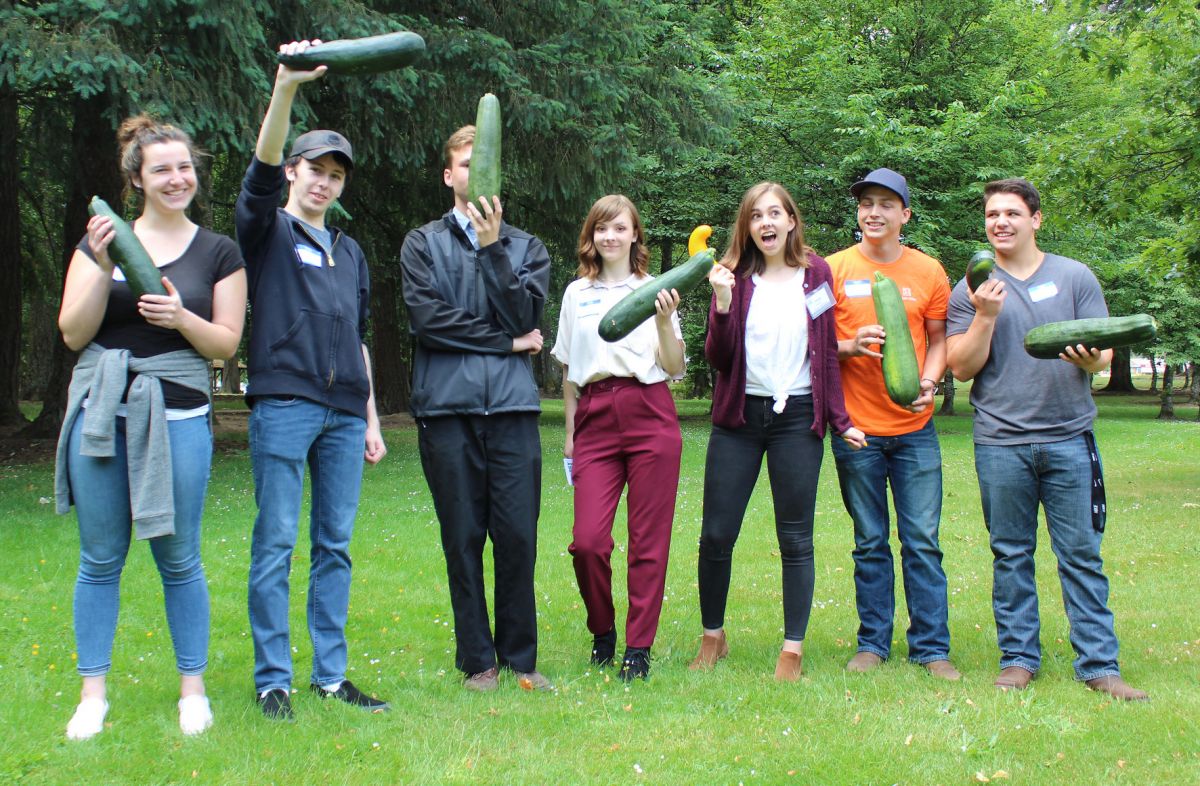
{"left": 66, "top": 697, "right": 109, "bottom": 740}
{"left": 178, "top": 694, "right": 213, "bottom": 736}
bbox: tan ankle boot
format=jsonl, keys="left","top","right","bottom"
{"left": 689, "top": 631, "right": 729, "bottom": 671}
{"left": 775, "top": 650, "right": 802, "bottom": 681}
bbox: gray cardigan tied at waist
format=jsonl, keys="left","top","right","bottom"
{"left": 54, "top": 344, "right": 211, "bottom": 539}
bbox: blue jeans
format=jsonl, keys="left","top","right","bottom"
{"left": 975, "top": 436, "right": 1121, "bottom": 680}
{"left": 68, "top": 413, "right": 212, "bottom": 676}
{"left": 831, "top": 420, "right": 950, "bottom": 663}
{"left": 248, "top": 397, "right": 366, "bottom": 692}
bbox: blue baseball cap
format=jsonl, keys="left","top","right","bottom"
{"left": 850, "top": 167, "right": 909, "bottom": 208}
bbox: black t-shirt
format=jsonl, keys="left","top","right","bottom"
{"left": 78, "top": 226, "right": 245, "bottom": 408}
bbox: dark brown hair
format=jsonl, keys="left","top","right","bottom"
{"left": 983, "top": 178, "right": 1041, "bottom": 214}
{"left": 576, "top": 194, "right": 649, "bottom": 279}
{"left": 720, "top": 182, "right": 811, "bottom": 276}
{"left": 117, "top": 114, "right": 198, "bottom": 203}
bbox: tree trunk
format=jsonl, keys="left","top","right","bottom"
{"left": 938, "top": 369, "right": 956, "bottom": 415}
{"left": 1189, "top": 361, "right": 1199, "bottom": 405}
{"left": 22, "top": 94, "right": 123, "bottom": 438}
{"left": 1156, "top": 363, "right": 1175, "bottom": 419}
{"left": 221, "top": 354, "right": 242, "bottom": 395}
{"left": 368, "top": 273, "right": 409, "bottom": 415}
{"left": 1149, "top": 355, "right": 1159, "bottom": 392}
{"left": 0, "top": 86, "right": 24, "bottom": 427}
{"left": 1101, "top": 346, "right": 1136, "bottom": 393}
{"left": 660, "top": 238, "right": 674, "bottom": 274}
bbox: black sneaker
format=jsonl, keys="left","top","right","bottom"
{"left": 258, "top": 688, "right": 294, "bottom": 720}
{"left": 310, "top": 680, "right": 390, "bottom": 712}
{"left": 618, "top": 647, "right": 651, "bottom": 682}
{"left": 590, "top": 629, "right": 617, "bottom": 667}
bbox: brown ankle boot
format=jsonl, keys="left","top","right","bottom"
{"left": 774, "top": 650, "right": 802, "bottom": 681}
{"left": 689, "top": 631, "right": 729, "bottom": 671}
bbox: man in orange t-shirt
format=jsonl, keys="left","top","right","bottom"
{"left": 826, "top": 168, "right": 958, "bottom": 681}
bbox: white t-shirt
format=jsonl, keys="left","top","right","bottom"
{"left": 745, "top": 268, "right": 811, "bottom": 412}
{"left": 551, "top": 273, "right": 684, "bottom": 389}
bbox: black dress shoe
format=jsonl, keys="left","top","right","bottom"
{"left": 590, "top": 629, "right": 617, "bottom": 667}
{"left": 311, "top": 680, "right": 390, "bottom": 711}
{"left": 258, "top": 688, "right": 293, "bottom": 720}
{"left": 619, "top": 647, "right": 650, "bottom": 682}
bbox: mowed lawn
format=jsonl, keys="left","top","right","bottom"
{"left": 1, "top": 393, "right": 1197, "bottom": 785}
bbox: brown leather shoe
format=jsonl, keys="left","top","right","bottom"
{"left": 464, "top": 666, "right": 499, "bottom": 692}
{"left": 1085, "top": 675, "right": 1148, "bottom": 701}
{"left": 924, "top": 659, "right": 962, "bottom": 681}
{"left": 846, "top": 651, "right": 884, "bottom": 673}
{"left": 994, "top": 666, "right": 1033, "bottom": 690}
{"left": 689, "top": 631, "right": 729, "bottom": 671}
{"left": 774, "top": 650, "right": 802, "bottom": 682}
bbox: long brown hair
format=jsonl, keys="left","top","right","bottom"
{"left": 576, "top": 194, "right": 649, "bottom": 279}
{"left": 117, "top": 114, "right": 199, "bottom": 204}
{"left": 719, "top": 182, "right": 811, "bottom": 276}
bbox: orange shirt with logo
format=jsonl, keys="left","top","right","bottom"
{"left": 827, "top": 245, "right": 950, "bottom": 436}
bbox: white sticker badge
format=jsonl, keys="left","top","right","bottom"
{"left": 296, "top": 245, "right": 324, "bottom": 267}
{"left": 806, "top": 281, "right": 835, "bottom": 319}
{"left": 844, "top": 279, "right": 872, "bottom": 298}
{"left": 1029, "top": 281, "right": 1058, "bottom": 303}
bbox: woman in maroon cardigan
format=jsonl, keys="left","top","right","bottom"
{"left": 689, "top": 182, "right": 865, "bottom": 680}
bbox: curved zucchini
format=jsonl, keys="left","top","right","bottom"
{"left": 599, "top": 247, "right": 716, "bottom": 343}
{"left": 87, "top": 196, "right": 166, "bottom": 298}
{"left": 467, "top": 93, "right": 501, "bottom": 206}
{"left": 1023, "top": 314, "right": 1157, "bottom": 359}
{"left": 872, "top": 271, "right": 921, "bottom": 405}
{"left": 277, "top": 31, "right": 426, "bottom": 76}
{"left": 966, "top": 249, "right": 995, "bottom": 293}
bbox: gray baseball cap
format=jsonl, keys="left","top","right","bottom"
{"left": 850, "top": 167, "right": 909, "bottom": 207}
{"left": 290, "top": 129, "right": 354, "bottom": 168}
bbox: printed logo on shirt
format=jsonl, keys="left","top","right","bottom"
{"left": 296, "top": 244, "right": 324, "bottom": 268}
{"left": 806, "top": 281, "right": 835, "bottom": 319}
{"left": 901, "top": 286, "right": 914, "bottom": 300}
{"left": 1029, "top": 281, "right": 1058, "bottom": 303}
{"left": 844, "top": 279, "right": 871, "bottom": 298}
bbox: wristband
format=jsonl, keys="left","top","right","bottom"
{"left": 921, "top": 378, "right": 940, "bottom": 395}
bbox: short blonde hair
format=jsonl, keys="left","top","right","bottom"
{"left": 443, "top": 125, "right": 475, "bottom": 169}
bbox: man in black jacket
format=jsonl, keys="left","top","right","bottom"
{"left": 401, "top": 124, "right": 551, "bottom": 691}
{"left": 237, "top": 41, "right": 388, "bottom": 720}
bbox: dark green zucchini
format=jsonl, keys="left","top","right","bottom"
{"left": 467, "top": 93, "right": 501, "bottom": 206}
{"left": 277, "top": 31, "right": 425, "bottom": 76}
{"left": 966, "top": 249, "right": 995, "bottom": 293}
{"left": 598, "top": 248, "right": 716, "bottom": 343}
{"left": 1023, "top": 314, "right": 1157, "bottom": 359}
{"left": 87, "top": 196, "right": 166, "bottom": 298}
{"left": 873, "top": 271, "right": 921, "bottom": 405}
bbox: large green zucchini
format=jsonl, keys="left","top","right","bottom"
{"left": 872, "top": 271, "right": 921, "bottom": 405}
{"left": 965, "top": 249, "right": 995, "bottom": 293}
{"left": 1023, "top": 314, "right": 1157, "bottom": 359}
{"left": 276, "top": 31, "right": 425, "bottom": 75}
{"left": 599, "top": 248, "right": 716, "bottom": 343}
{"left": 87, "top": 196, "right": 166, "bottom": 298}
{"left": 467, "top": 93, "right": 501, "bottom": 206}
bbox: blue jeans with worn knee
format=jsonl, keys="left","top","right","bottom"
{"left": 69, "top": 413, "right": 212, "bottom": 677}
{"left": 248, "top": 397, "right": 366, "bottom": 693}
{"left": 975, "top": 436, "right": 1121, "bottom": 681}
{"left": 831, "top": 420, "right": 950, "bottom": 663}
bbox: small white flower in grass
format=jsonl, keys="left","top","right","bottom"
{"left": 633, "top": 764, "right": 643, "bottom": 774}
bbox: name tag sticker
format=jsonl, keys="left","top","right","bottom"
{"left": 111, "top": 267, "right": 127, "bottom": 282}
{"left": 844, "top": 279, "right": 871, "bottom": 298}
{"left": 1029, "top": 281, "right": 1058, "bottom": 302}
{"left": 296, "top": 245, "right": 323, "bottom": 267}
{"left": 806, "top": 282, "right": 835, "bottom": 319}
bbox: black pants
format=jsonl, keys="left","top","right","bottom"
{"left": 417, "top": 412, "right": 541, "bottom": 674}
{"left": 698, "top": 395, "right": 823, "bottom": 642}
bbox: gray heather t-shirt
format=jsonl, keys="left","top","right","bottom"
{"left": 946, "top": 253, "right": 1108, "bottom": 445}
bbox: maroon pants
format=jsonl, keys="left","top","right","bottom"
{"left": 569, "top": 378, "right": 682, "bottom": 649}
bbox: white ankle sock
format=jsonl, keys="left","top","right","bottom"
{"left": 66, "top": 697, "right": 109, "bottom": 740}
{"left": 178, "top": 694, "right": 213, "bottom": 736}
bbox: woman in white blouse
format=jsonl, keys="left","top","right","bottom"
{"left": 551, "top": 195, "right": 684, "bottom": 682}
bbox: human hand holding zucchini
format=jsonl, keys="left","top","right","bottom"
{"left": 598, "top": 225, "right": 717, "bottom": 343}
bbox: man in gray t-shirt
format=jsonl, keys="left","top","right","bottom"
{"left": 946, "top": 178, "right": 1147, "bottom": 701}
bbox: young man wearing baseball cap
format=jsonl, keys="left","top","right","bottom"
{"left": 236, "top": 40, "right": 388, "bottom": 719}
{"left": 826, "top": 168, "right": 959, "bottom": 680}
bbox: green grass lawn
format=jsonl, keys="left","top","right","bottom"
{"left": 1, "top": 394, "right": 1197, "bottom": 784}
